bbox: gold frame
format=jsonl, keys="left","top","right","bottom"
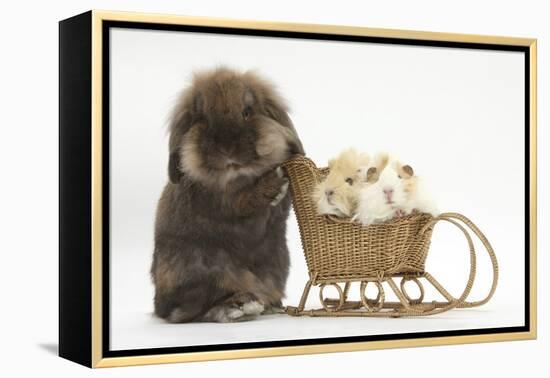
{"left": 89, "top": 9, "right": 537, "bottom": 368}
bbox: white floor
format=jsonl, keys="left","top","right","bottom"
{"left": 110, "top": 208, "right": 526, "bottom": 351}
{"left": 111, "top": 308, "right": 522, "bottom": 351}
{"left": 111, "top": 290, "right": 523, "bottom": 350}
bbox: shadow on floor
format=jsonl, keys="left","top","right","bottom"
{"left": 38, "top": 343, "right": 58, "bottom": 355}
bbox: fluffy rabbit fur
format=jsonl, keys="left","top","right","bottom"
{"left": 313, "top": 149, "right": 370, "bottom": 217}
{"left": 151, "top": 67, "right": 304, "bottom": 323}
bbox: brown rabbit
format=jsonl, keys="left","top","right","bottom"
{"left": 151, "top": 67, "right": 305, "bottom": 323}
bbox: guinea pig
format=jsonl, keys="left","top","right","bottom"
{"left": 355, "top": 154, "right": 438, "bottom": 225}
{"left": 401, "top": 170, "right": 439, "bottom": 217}
{"left": 328, "top": 148, "right": 371, "bottom": 186}
{"left": 151, "top": 67, "right": 305, "bottom": 323}
{"left": 312, "top": 170, "right": 359, "bottom": 217}
{"left": 354, "top": 154, "right": 412, "bottom": 225}
{"left": 355, "top": 151, "right": 389, "bottom": 184}
{"left": 312, "top": 148, "right": 369, "bottom": 217}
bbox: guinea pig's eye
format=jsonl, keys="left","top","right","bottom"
{"left": 242, "top": 107, "right": 253, "bottom": 120}
{"left": 345, "top": 177, "right": 354, "bottom": 185}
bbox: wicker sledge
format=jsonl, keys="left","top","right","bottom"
{"left": 281, "top": 155, "right": 499, "bottom": 317}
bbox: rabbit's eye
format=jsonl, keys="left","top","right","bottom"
{"left": 345, "top": 177, "right": 353, "bottom": 185}
{"left": 242, "top": 107, "right": 253, "bottom": 120}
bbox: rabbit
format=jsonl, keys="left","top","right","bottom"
{"left": 312, "top": 148, "right": 370, "bottom": 217}
{"left": 151, "top": 67, "right": 305, "bottom": 323}
{"left": 355, "top": 153, "right": 438, "bottom": 225}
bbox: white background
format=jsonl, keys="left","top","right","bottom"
{"left": 0, "top": 0, "right": 548, "bottom": 376}
{"left": 110, "top": 26, "right": 524, "bottom": 350}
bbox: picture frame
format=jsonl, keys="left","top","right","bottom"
{"left": 59, "top": 10, "right": 537, "bottom": 368}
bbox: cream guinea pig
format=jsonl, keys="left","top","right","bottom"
{"left": 312, "top": 170, "right": 359, "bottom": 217}
{"left": 328, "top": 148, "right": 371, "bottom": 185}
{"left": 312, "top": 148, "right": 371, "bottom": 217}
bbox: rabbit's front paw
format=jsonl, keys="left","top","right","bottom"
{"left": 269, "top": 166, "right": 289, "bottom": 206}
{"left": 270, "top": 178, "right": 289, "bottom": 206}
{"left": 258, "top": 167, "right": 289, "bottom": 207}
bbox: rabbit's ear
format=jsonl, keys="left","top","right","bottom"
{"left": 167, "top": 110, "right": 192, "bottom": 184}
{"left": 168, "top": 131, "right": 183, "bottom": 183}
{"left": 168, "top": 151, "right": 182, "bottom": 184}
{"left": 263, "top": 95, "right": 305, "bottom": 156}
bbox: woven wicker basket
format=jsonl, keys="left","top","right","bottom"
{"left": 282, "top": 155, "right": 499, "bottom": 317}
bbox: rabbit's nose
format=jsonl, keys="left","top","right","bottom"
{"left": 216, "top": 145, "right": 228, "bottom": 156}
{"left": 216, "top": 144, "right": 235, "bottom": 156}
{"left": 325, "top": 190, "right": 334, "bottom": 197}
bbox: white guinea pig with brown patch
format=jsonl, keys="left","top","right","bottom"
{"left": 402, "top": 170, "right": 439, "bottom": 217}
{"left": 355, "top": 153, "right": 438, "bottom": 225}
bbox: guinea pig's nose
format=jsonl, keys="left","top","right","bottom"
{"left": 325, "top": 189, "right": 334, "bottom": 197}
{"left": 383, "top": 188, "right": 394, "bottom": 200}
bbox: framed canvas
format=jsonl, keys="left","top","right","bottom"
{"left": 59, "top": 10, "right": 537, "bottom": 368}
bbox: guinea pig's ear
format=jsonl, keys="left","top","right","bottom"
{"left": 366, "top": 167, "right": 378, "bottom": 183}
{"left": 376, "top": 153, "right": 390, "bottom": 171}
{"left": 399, "top": 164, "right": 414, "bottom": 179}
{"left": 263, "top": 93, "right": 305, "bottom": 156}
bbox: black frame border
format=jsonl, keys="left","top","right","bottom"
{"left": 100, "top": 20, "right": 531, "bottom": 359}
{"left": 59, "top": 11, "right": 93, "bottom": 367}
